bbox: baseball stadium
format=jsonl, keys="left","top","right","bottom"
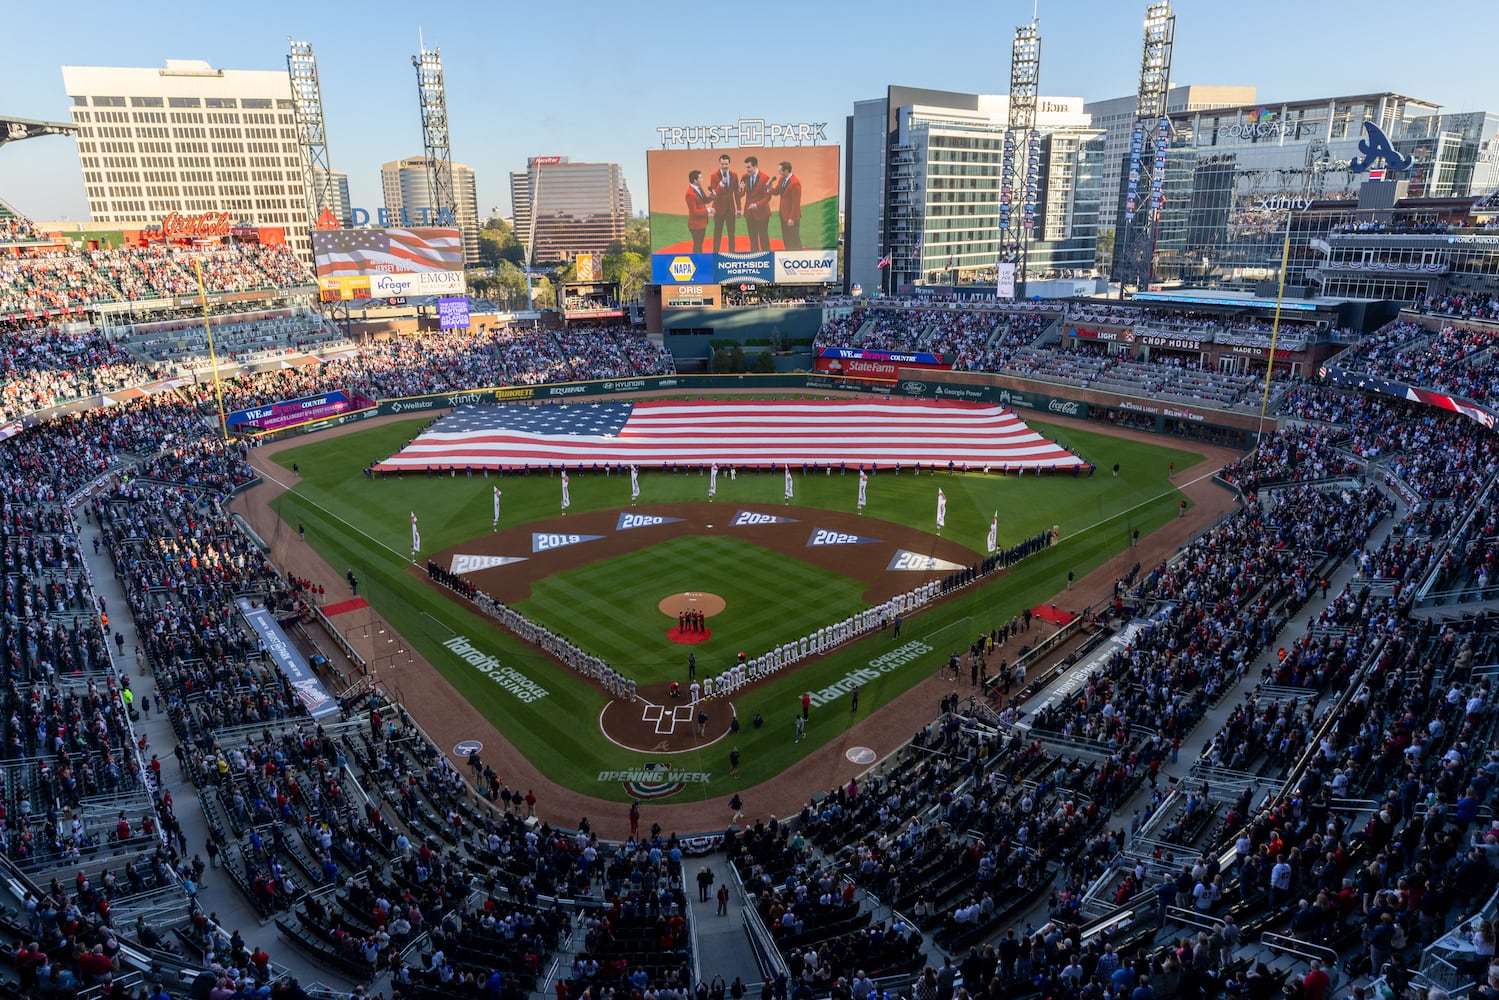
{"left": 3, "top": 5, "right": 1499, "bottom": 1000}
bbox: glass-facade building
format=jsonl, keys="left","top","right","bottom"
{"left": 1121, "top": 93, "right": 1499, "bottom": 294}
{"left": 508, "top": 159, "right": 632, "bottom": 266}
{"left": 845, "top": 87, "right": 1104, "bottom": 296}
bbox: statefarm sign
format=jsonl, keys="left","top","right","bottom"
{"left": 814, "top": 348, "right": 951, "bottom": 379}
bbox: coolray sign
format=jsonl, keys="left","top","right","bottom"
{"left": 716, "top": 252, "right": 774, "bottom": 283}
{"left": 731, "top": 510, "right": 797, "bottom": 526}
{"left": 887, "top": 550, "right": 966, "bottom": 571}
{"left": 807, "top": 639, "right": 934, "bottom": 707}
{"left": 775, "top": 250, "right": 837, "bottom": 283}
{"left": 441, "top": 635, "right": 550, "bottom": 703}
{"left": 654, "top": 120, "right": 829, "bottom": 147}
{"left": 532, "top": 532, "right": 603, "bottom": 552}
{"left": 806, "top": 528, "right": 881, "bottom": 546}
{"left": 450, "top": 554, "right": 529, "bottom": 574}
{"left": 616, "top": 513, "right": 684, "bottom": 530}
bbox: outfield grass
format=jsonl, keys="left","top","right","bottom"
{"left": 269, "top": 414, "right": 1207, "bottom": 808}
{"left": 516, "top": 535, "right": 867, "bottom": 680}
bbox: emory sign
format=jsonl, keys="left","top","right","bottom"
{"left": 656, "top": 119, "right": 829, "bottom": 147}
{"left": 162, "top": 211, "right": 232, "bottom": 238}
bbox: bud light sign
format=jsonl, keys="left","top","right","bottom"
{"left": 439, "top": 296, "right": 470, "bottom": 330}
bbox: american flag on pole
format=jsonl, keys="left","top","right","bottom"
{"left": 410, "top": 512, "right": 420, "bottom": 553}
{"left": 936, "top": 489, "right": 947, "bottom": 529}
{"left": 311, "top": 228, "right": 464, "bottom": 276}
{"left": 912, "top": 236, "right": 923, "bottom": 260}
{"left": 373, "top": 400, "right": 1084, "bottom": 472}
{"left": 876, "top": 253, "right": 892, "bottom": 269}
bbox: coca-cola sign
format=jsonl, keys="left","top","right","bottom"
{"left": 162, "top": 211, "right": 232, "bottom": 238}
{"left": 1047, "top": 399, "right": 1082, "bottom": 416}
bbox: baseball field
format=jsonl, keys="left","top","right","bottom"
{"left": 266, "top": 412, "right": 1202, "bottom": 806}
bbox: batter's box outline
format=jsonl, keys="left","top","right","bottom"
{"left": 639, "top": 702, "right": 697, "bottom": 735}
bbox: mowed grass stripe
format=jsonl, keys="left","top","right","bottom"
{"left": 517, "top": 535, "right": 868, "bottom": 681}
{"left": 270, "top": 414, "right": 1210, "bottom": 799}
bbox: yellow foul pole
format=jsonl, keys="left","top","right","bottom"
{"left": 194, "top": 257, "right": 230, "bottom": 441}
{"left": 1256, "top": 210, "right": 1294, "bottom": 444}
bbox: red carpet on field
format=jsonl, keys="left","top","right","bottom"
{"left": 1032, "top": 605, "right": 1078, "bottom": 626}
{"left": 667, "top": 627, "right": 713, "bottom": 645}
{"left": 323, "top": 597, "right": 370, "bottom": 617}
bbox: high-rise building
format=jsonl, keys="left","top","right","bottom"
{"left": 62, "top": 59, "right": 312, "bottom": 257}
{"left": 311, "top": 167, "right": 351, "bottom": 227}
{"left": 508, "top": 158, "right": 631, "bottom": 264}
{"left": 1083, "top": 84, "right": 1256, "bottom": 272}
{"left": 844, "top": 86, "right": 1103, "bottom": 296}
{"left": 380, "top": 156, "right": 480, "bottom": 264}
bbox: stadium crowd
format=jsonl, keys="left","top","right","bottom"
{"left": 6, "top": 235, "right": 1499, "bottom": 1000}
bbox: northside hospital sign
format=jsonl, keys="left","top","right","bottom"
{"left": 655, "top": 120, "right": 830, "bottom": 147}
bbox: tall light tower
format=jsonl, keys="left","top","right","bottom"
{"left": 1003, "top": 19, "right": 1041, "bottom": 295}
{"left": 287, "top": 40, "right": 335, "bottom": 231}
{"left": 412, "top": 42, "right": 456, "bottom": 225}
{"left": 1114, "top": 1, "right": 1175, "bottom": 295}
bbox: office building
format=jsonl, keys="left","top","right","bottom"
{"left": 509, "top": 157, "right": 631, "bottom": 265}
{"left": 1083, "top": 84, "right": 1257, "bottom": 272}
{"left": 844, "top": 86, "right": 1104, "bottom": 297}
{"left": 1134, "top": 92, "right": 1499, "bottom": 295}
{"left": 380, "top": 156, "right": 481, "bottom": 264}
{"left": 310, "top": 167, "right": 352, "bottom": 228}
{"left": 62, "top": 59, "right": 312, "bottom": 257}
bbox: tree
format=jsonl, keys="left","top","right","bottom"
{"left": 607, "top": 217, "right": 651, "bottom": 257}
{"left": 479, "top": 217, "right": 526, "bottom": 268}
{"left": 492, "top": 261, "right": 528, "bottom": 308}
{"left": 530, "top": 275, "right": 557, "bottom": 311}
{"left": 752, "top": 350, "right": 776, "bottom": 373}
{"left": 604, "top": 252, "right": 649, "bottom": 304}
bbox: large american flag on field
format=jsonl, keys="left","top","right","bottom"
{"left": 312, "top": 228, "right": 463, "bottom": 276}
{"left": 372, "top": 399, "right": 1085, "bottom": 471}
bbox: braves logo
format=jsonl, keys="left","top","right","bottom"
{"left": 1348, "top": 121, "right": 1413, "bottom": 174}
{"left": 622, "top": 762, "right": 686, "bottom": 801}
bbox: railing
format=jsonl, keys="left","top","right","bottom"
{"left": 1261, "top": 931, "right": 1339, "bottom": 968}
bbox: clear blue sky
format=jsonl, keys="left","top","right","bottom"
{"left": 2, "top": 0, "right": 1495, "bottom": 224}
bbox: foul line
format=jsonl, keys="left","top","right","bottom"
{"left": 266, "top": 468, "right": 411, "bottom": 564}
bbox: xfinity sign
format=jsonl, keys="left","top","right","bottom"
{"left": 655, "top": 120, "right": 830, "bottom": 147}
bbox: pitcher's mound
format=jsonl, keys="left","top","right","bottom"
{"left": 658, "top": 592, "right": 727, "bottom": 617}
